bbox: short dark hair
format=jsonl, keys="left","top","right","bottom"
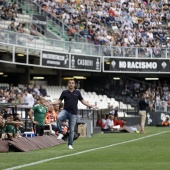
{"left": 121, "top": 118, "right": 126, "bottom": 122}
{"left": 68, "top": 79, "right": 75, "bottom": 82}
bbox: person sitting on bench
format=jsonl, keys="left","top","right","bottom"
{"left": 103, "top": 114, "right": 120, "bottom": 131}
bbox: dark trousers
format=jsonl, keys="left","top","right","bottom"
{"left": 25, "top": 109, "right": 30, "bottom": 131}
{"left": 34, "top": 125, "right": 45, "bottom": 136}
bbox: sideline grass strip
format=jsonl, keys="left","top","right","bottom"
{"left": 4, "top": 130, "right": 169, "bottom": 170}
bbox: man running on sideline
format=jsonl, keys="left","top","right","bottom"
{"left": 52, "top": 79, "right": 98, "bottom": 149}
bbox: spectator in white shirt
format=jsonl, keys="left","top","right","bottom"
{"left": 101, "top": 114, "right": 107, "bottom": 130}
{"left": 22, "top": 90, "right": 34, "bottom": 108}
{"left": 106, "top": 115, "right": 120, "bottom": 131}
{"left": 147, "top": 30, "right": 154, "bottom": 40}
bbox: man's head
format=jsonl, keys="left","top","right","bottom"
{"left": 142, "top": 93, "right": 147, "bottom": 99}
{"left": 6, "top": 114, "right": 11, "bottom": 122}
{"left": 48, "top": 105, "right": 54, "bottom": 112}
{"left": 24, "top": 89, "right": 28, "bottom": 95}
{"left": 39, "top": 97, "right": 47, "bottom": 106}
{"left": 54, "top": 104, "right": 59, "bottom": 111}
{"left": 13, "top": 117, "right": 21, "bottom": 127}
{"left": 121, "top": 118, "right": 127, "bottom": 124}
{"left": 67, "top": 79, "right": 75, "bottom": 90}
{"left": 109, "top": 115, "right": 114, "bottom": 120}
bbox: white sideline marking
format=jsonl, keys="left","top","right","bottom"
{"left": 4, "top": 131, "right": 169, "bottom": 170}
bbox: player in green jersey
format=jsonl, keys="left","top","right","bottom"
{"left": 28, "top": 97, "right": 47, "bottom": 136}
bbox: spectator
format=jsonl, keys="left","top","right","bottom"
{"left": 25, "top": 84, "right": 32, "bottom": 94}
{"left": 153, "top": 44, "right": 161, "bottom": 57}
{"left": 16, "top": 22, "right": 22, "bottom": 31}
{"left": 30, "top": 25, "right": 39, "bottom": 36}
{"left": 22, "top": 89, "right": 34, "bottom": 129}
{"left": 5, "top": 114, "right": 14, "bottom": 139}
{"left": 101, "top": 114, "right": 108, "bottom": 130}
{"left": 22, "top": 89, "right": 34, "bottom": 108}
{"left": 45, "top": 105, "right": 58, "bottom": 132}
{"left": 33, "top": 84, "right": 40, "bottom": 97}
{"left": 39, "top": 85, "right": 47, "bottom": 97}
{"left": 13, "top": 117, "right": 22, "bottom": 138}
{"left": 1, "top": 118, "right": 7, "bottom": 140}
{"left": 0, "top": 114, "right": 23, "bottom": 140}
{"left": 8, "top": 21, "right": 17, "bottom": 32}
{"left": 15, "top": 93, "right": 22, "bottom": 103}
{"left": 106, "top": 114, "right": 120, "bottom": 131}
{"left": 156, "top": 30, "right": 167, "bottom": 44}
{"left": 68, "top": 25, "right": 77, "bottom": 37}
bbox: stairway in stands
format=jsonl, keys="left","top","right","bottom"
{"left": 17, "top": 0, "right": 87, "bottom": 42}
{"left": 15, "top": 0, "right": 68, "bottom": 41}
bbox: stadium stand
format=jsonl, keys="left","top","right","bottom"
{"left": 0, "top": 0, "right": 170, "bottom": 57}
{"left": 0, "top": 83, "right": 134, "bottom": 112}
{"left": 29, "top": 0, "right": 170, "bottom": 50}
{"left": 1, "top": 81, "right": 169, "bottom": 113}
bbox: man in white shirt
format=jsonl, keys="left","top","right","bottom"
{"left": 106, "top": 115, "right": 120, "bottom": 130}
{"left": 22, "top": 89, "right": 35, "bottom": 130}
{"left": 22, "top": 90, "right": 34, "bottom": 108}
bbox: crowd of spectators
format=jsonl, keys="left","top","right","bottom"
{"left": 0, "top": 84, "right": 47, "bottom": 113}
{"left": 1, "top": 79, "right": 170, "bottom": 139}
{"left": 96, "top": 112, "right": 140, "bottom": 133}
{"left": 33, "top": 0, "right": 170, "bottom": 56}
{"left": 120, "top": 80, "right": 170, "bottom": 111}
{"left": 0, "top": 0, "right": 170, "bottom": 56}
{"left": 0, "top": 83, "right": 70, "bottom": 140}
{"left": 0, "top": 1, "right": 39, "bottom": 36}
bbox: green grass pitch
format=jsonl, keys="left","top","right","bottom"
{"left": 1, "top": 126, "right": 170, "bottom": 170}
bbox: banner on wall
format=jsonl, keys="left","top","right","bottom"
{"left": 42, "top": 51, "right": 69, "bottom": 68}
{"left": 70, "top": 54, "right": 101, "bottom": 71}
{"left": 103, "top": 57, "right": 170, "bottom": 73}
{"left": 146, "top": 112, "right": 170, "bottom": 126}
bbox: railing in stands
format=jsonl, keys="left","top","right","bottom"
{"left": 0, "top": 28, "right": 102, "bottom": 56}
{"left": 0, "top": 29, "right": 170, "bottom": 58}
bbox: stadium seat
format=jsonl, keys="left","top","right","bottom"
{"left": 44, "top": 124, "right": 55, "bottom": 135}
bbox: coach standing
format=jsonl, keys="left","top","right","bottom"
{"left": 139, "top": 93, "right": 149, "bottom": 134}
{"left": 28, "top": 97, "right": 47, "bottom": 136}
{"left": 52, "top": 79, "right": 98, "bottom": 149}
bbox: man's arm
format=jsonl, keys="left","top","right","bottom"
{"left": 51, "top": 99, "right": 62, "bottom": 105}
{"left": 6, "top": 121, "right": 24, "bottom": 126}
{"left": 28, "top": 109, "right": 38, "bottom": 125}
{"left": 81, "top": 99, "right": 98, "bottom": 109}
{"left": 30, "top": 95, "right": 35, "bottom": 107}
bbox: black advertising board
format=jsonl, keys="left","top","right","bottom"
{"left": 42, "top": 51, "right": 69, "bottom": 68}
{"left": 104, "top": 57, "right": 170, "bottom": 73}
{"left": 70, "top": 54, "right": 101, "bottom": 71}
{"left": 32, "top": 15, "right": 47, "bottom": 35}
{"left": 146, "top": 112, "right": 170, "bottom": 126}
